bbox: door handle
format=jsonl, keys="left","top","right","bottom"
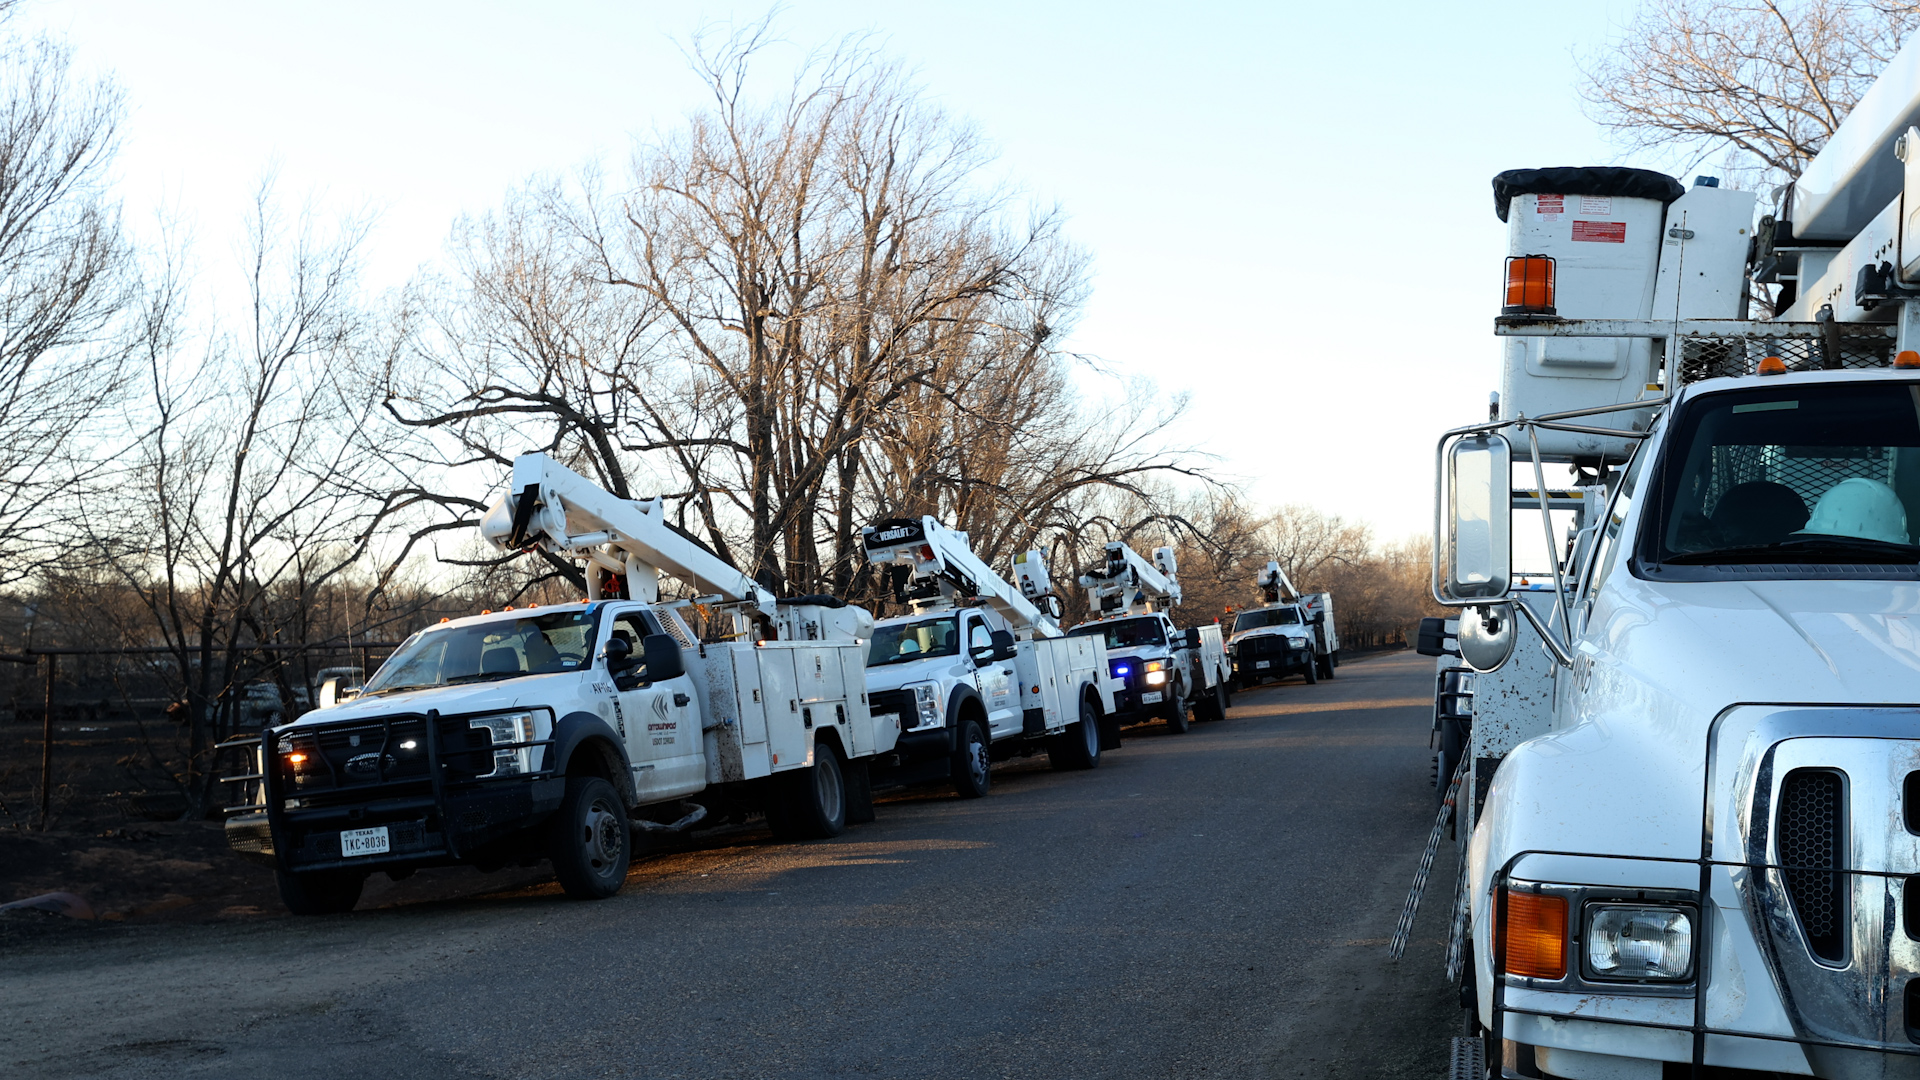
{"left": 673, "top": 693, "right": 690, "bottom": 707}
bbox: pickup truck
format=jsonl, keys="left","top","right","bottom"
{"left": 1067, "top": 612, "right": 1229, "bottom": 733}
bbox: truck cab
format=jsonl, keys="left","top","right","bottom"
{"left": 865, "top": 605, "right": 1021, "bottom": 791}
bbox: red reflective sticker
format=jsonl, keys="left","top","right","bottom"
{"left": 1571, "top": 220, "right": 1626, "bottom": 243}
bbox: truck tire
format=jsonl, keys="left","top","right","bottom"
{"left": 1163, "top": 694, "right": 1190, "bottom": 734}
{"left": 1437, "top": 716, "right": 1466, "bottom": 809}
{"left": 1318, "top": 653, "right": 1335, "bottom": 680}
{"left": 1302, "top": 655, "right": 1319, "bottom": 684}
{"left": 1047, "top": 697, "right": 1102, "bottom": 771}
{"left": 768, "top": 739, "right": 848, "bottom": 839}
{"left": 950, "top": 717, "right": 992, "bottom": 799}
{"left": 547, "top": 775, "right": 630, "bottom": 899}
{"left": 275, "top": 867, "right": 365, "bottom": 915}
{"left": 1200, "top": 680, "right": 1227, "bottom": 722}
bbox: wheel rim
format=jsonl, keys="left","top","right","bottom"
{"left": 967, "top": 729, "right": 989, "bottom": 786}
{"left": 814, "top": 752, "right": 844, "bottom": 821}
{"left": 580, "top": 797, "right": 623, "bottom": 875}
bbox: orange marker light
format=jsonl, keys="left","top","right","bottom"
{"left": 1501, "top": 890, "right": 1569, "bottom": 979}
{"left": 1898, "top": 350, "right": 1920, "bottom": 370}
{"left": 439, "top": 617, "right": 450, "bottom": 623}
{"left": 1502, "top": 255, "right": 1556, "bottom": 316}
{"left": 481, "top": 609, "right": 492, "bottom": 615}
{"left": 1757, "top": 356, "right": 1787, "bottom": 376}
{"left": 287, "top": 752, "right": 307, "bottom": 765}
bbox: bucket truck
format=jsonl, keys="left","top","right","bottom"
{"left": 1225, "top": 560, "right": 1341, "bottom": 688}
{"left": 1065, "top": 542, "right": 1229, "bottom": 734}
{"left": 1409, "top": 37, "right": 1920, "bottom": 1078}
{"left": 860, "top": 517, "right": 1118, "bottom": 798}
{"left": 225, "top": 453, "right": 892, "bottom": 915}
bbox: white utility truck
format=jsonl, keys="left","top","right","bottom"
{"left": 1226, "top": 560, "right": 1340, "bottom": 687}
{"left": 1066, "top": 542, "right": 1230, "bottom": 733}
{"left": 1411, "top": 41, "right": 1920, "bottom": 1079}
{"left": 859, "top": 516, "right": 1119, "bottom": 798}
{"left": 226, "top": 453, "right": 892, "bottom": 915}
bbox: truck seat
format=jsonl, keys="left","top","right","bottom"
{"left": 1711, "top": 481, "right": 1808, "bottom": 546}
{"left": 480, "top": 646, "right": 522, "bottom": 674}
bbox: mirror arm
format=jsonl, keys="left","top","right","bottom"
{"left": 1520, "top": 419, "right": 1573, "bottom": 636}
{"left": 1511, "top": 599, "right": 1575, "bottom": 668}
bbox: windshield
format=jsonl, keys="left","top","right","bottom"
{"left": 1233, "top": 608, "right": 1300, "bottom": 633}
{"left": 1068, "top": 616, "right": 1166, "bottom": 649}
{"left": 364, "top": 609, "right": 601, "bottom": 694}
{"left": 868, "top": 616, "right": 959, "bottom": 666}
{"left": 1646, "top": 381, "right": 1920, "bottom": 568}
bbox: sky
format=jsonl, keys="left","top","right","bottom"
{"left": 21, "top": 0, "right": 1662, "bottom": 541}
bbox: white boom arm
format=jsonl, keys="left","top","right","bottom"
{"left": 1256, "top": 560, "right": 1298, "bottom": 605}
{"left": 1078, "top": 541, "right": 1181, "bottom": 616}
{"left": 862, "top": 517, "right": 1063, "bottom": 638}
{"left": 479, "top": 453, "right": 777, "bottom": 621}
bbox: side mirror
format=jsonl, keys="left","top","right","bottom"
{"left": 990, "top": 628, "right": 1016, "bottom": 661}
{"left": 1184, "top": 627, "right": 1201, "bottom": 648}
{"left": 1415, "top": 617, "right": 1458, "bottom": 658}
{"left": 604, "top": 635, "right": 638, "bottom": 672}
{"left": 1444, "top": 432, "right": 1512, "bottom": 600}
{"left": 641, "top": 634, "right": 684, "bottom": 682}
{"left": 317, "top": 677, "right": 341, "bottom": 708}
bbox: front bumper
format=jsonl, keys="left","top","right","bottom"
{"left": 230, "top": 709, "right": 559, "bottom": 875}
{"left": 1232, "top": 639, "right": 1311, "bottom": 677}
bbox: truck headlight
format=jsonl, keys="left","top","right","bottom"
{"left": 1287, "top": 636, "right": 1308, "bottom": 649}
{"left": 911, "top": 683, "right": 942, "bottom": 729}
{"left": 1585, "top": 905, "right": 1693, "bottom": 981}
{"left": 469, "top": 711, "right": 539, "bottom": 777}
{"left": 1145, "top": 660, "right": 1167, "bottom": 686}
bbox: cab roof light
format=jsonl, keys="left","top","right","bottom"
{"left": 1502, "top": 255, "right": 1556, "bottom": 317}
{"left": 1757, "top": 356, "right": 1787, "bottom": 376}
{"left": 1898, "top": 350, "right": 1920, "bottom": 370}
{"left": 1501, "top": 890, "right": 1568, "bottom": 980}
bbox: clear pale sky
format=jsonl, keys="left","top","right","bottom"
{"left": 25, "top": 0, "right": 1658, "bottom": 540}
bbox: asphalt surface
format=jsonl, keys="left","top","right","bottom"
{"left": 1, "top": 649, "right": 1461, "bottom": 1080}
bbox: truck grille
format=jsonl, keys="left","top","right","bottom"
{"left": 1237, "top": 635, "right": 1288, "bottom": 658}
{"left": 868, "top": 689, "right": 921, "bottom": 730}
{"left": 280, "top": 714, "right": 498, "bottom": 796}
{"left": 1778, "top": 768, "right": 1847, "bottom": 963}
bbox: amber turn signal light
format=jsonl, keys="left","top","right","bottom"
{"left": 1501, "top": 889, "right": 1568, "bottom": 979}
{"left": 1757, "top": 356, "right": 1787, "bottom": 376}
{"left": 1502, "top": 255, "right": 1556, "bottom": 316}
{"left": 1897, "top": 350, "right": 1920, "bottom": 369}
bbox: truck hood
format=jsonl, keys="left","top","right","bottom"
{"left": 1104, "top": 645, "right": 1171, "bottom": 664}
{"left": 285, "top": 672, "right": 582, "bottom": 728}
{"left": 864, "top": 657, "right": 969, "bottom": 693}
{"left": 1597, "top": 575, "right": 1920, "bottom": 708}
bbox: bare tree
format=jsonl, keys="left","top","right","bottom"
{"left": 0, "top": 15, "right": 139, "bottom": 583}
{"left": 1582, "top": 0, "right": 1920, "bottom": 183}
{"left": 71, "top": 184, "right": 400, "bottom": 814}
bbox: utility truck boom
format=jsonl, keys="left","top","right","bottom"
{"left": 860, "top": 517, "right": 1116, "bottom": 797}
{"left": 226, "top": 453, "right": 891, "bottom": 914}
{"left": 1067, "top": 541, "right": 1230, "bottom": 734}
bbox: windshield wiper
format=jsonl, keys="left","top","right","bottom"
{"left": 445, "top": 671, "right": 526, "bottom": 685}
{"left": 1664, "top": 535, "right": 1920, "bottom": 565}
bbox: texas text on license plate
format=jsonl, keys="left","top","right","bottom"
{"left": 1255, "top": 661, "right": 1270, "bottom": 669}
{"left": 1141, "top": 691, "right": 1164, "bottom": 704}
{"left": 340, "top": 826, "right": 390, "bottom": 857}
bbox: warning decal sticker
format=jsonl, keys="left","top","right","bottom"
{"left": 1535, "top": 194, "right": 1564, "bottom": 217}
{"left": 1571, "top": 220, "right": 1626, "bottom": 243}
{"left": 1578, "top": 195, "right": 1612, "bottom": 214}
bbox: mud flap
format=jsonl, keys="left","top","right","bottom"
{"left": 1097, "top": 712, "right": 1122, "bottom": 751}
{"left": 844, "top": 756, "right": 875, "bottom": 825}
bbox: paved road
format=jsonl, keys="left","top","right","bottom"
{"left": 1, "top": 650, "right": 1460, "bottom": 1080}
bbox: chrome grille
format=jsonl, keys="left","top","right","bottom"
{"left": 1778, "top": 768, "right": 1847, "bottom": 962}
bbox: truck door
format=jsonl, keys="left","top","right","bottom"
{"left": 966, "top": 615, "right": 1018, "bottom": 737}
{"left": 606, "top": 609, "right": 703, "bottom": 804}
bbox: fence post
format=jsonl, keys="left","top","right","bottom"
{"left": 39, "top": 653, "right": 55, "bottom": 829}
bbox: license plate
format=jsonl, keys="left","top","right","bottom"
{"left": 1255, "top": 661, "right": 1270, "bottom": 669}
{"left": 1141, "top": 691, "right": 1164, "bottom": 704}
{"left": 340, "top": 826, "right": 390, "bottom": 858}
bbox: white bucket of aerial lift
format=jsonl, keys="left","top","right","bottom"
{"left": 1012, "top": 550, "right": 1053, "bottom": 601}
{"left": 1498, "top": 181, "right": 1754, "bottom": 460}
